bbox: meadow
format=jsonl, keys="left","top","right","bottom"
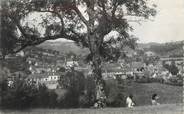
{"left": 122, "top": 81, "right": 183, "bottom": 106}
{"left": 1, "top": 104, "right": 183, "bottom": 114}
{"left": 1, "top": 82, "right": 183, "bottom": 114}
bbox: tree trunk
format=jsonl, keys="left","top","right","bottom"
{"left": 92, "top": 55, "right": 106, "bottom": 108}
{"left": 86, "top": 1, "right": 106, "bottom": 107}
{"left": 89, "top": 34, "right": 106, "bottom": 108}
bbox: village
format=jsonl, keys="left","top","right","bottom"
{"left": 4, "top": 44, "right": 183, "bottom": 90}
{"left": 1, "top": 0, "right": 184, "bottom": 113}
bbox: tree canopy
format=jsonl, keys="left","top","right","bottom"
{"left": 0, "top": 0, "right": 156, "bottom": 107}
{"left": 1, "top": 0, "right": 156, "bottom": 59}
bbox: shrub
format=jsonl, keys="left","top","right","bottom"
{"left": 136, "top": 76, "right": 151, "bottom": 83}
{"left": 58, "top": 70, "right": 95, "bottom": 108}
{"left": 1, "top": 77, "right": 58, "bottom": 109}
{"left": 82, "top": 76, "right": 96, "bottom": 107}
{"left": 163, "top": 61, "right": 179, "bottom": 75}
{"left": 166, "top": 75, "right": 183, "bottom": 86}
{"left": 31, "top": 84, "right": 58, "bottom": 108}
{"left": 149, "top": 78, "right": 164, "bottom": 83}
{"left": 104, "top": 79, "right": 126, "bottom": 107}
{"left": 1, "top": 79, "right": 38, "bottom": 109}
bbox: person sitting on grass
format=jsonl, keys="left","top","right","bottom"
{"left": 151, "top": 93, "right": 160, "bottom": 105}
{"left": 126, "top": 94, "right": 135, "bottom": 108}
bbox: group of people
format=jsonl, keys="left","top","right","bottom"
{"left": 126, "top": 93, "right": 160, "bottom": 108}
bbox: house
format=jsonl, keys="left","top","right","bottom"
{"left": 130, "top": 62, "right": 146, "bottom": 79}
{"left": 26, "top": 57, "right": 36, "bottom": 64}
{"left": 16, "top": 50, "right": 25, "bottom": 57}
{"left": 26, "top": 73, "right": 61, "bottom": 89}
{"left": 42, "top": 52, "right": 55, "bottom": 57}
{"left": 145, "top": 51, "right": 156, "bottom": 57}
{"left": 122, "top": 47, "right": 137, "bottom": 58}
{"left": 7, "top": 71, "right": 27, "bottom": 88}
{"left": 160, "top": 57, "right": 184, "bottom": 65}
{"left": 65, "top": 61, "right": 79, "bottom": 68}
{"left": 102, "top": 68, "right": 127, "bottom": 80}
{"left": 131, "top": 62, "right": 145, "bottom": 72}
{"left": 56, "top": 60, "right": 65, "bottom": 66}
{"left": 102, "top": 63, "right": 127, "bottom": 80}
{"left": 74, "top": 66, "right": 91, "bottom": 76}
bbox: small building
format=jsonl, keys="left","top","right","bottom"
{"left": 26, "top": 73, "right": 60, "bottom": 89}
{"left": 102, "top": 68, "right": 127, "bottom": 80}
{"left": 131, "top": 62, "right": 145, "bottom": 72}
{"left": 145, "top": 51, "right": 156, "bottom": 57}
{"left": 16, "top": 50, "right": 25, "bottom": 57}
{"left": 122, "top": 47, "right": 137, "bottom": 58}
{"left": 66, "top": 61, "right": 79, "bottom": 68}
{"left": 102, "top": 63, "right": 127, "bottom": 80}
{"left": 26, "top": 57, "right": 36, "bottom": 64}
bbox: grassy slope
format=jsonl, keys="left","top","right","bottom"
{"left": 1, "top": 104, "right": 183, "bottom": 114}
{"left": 1, "top": 82, "right": 183, "bottom": 114}
{"left": 38, "top": 41, "right": 89, "bottom": 56}
{"left": 123, "top": 82, "right": 183, "bottom": 106}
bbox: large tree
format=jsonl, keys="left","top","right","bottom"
{"left": 0, "top": 0, "right": 156, "bottom": 106}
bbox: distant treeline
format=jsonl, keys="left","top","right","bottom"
{"left": 148, "top": 41, "right": 183, "bottom": 57}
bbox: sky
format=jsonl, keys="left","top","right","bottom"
{"left": 52, "top": 0, "right": 184, "bottom": 43}
{"left": 132, "top": 0, "right": 184, "bottom": 43}
{"left": 24, "top": 0, "right": 184, "bottom": 43}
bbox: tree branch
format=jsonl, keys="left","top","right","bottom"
{"left": 69, "top": 29, "right": 88, "bottom": 47}
{"left": 7, "top": 8, "right": 88, "bottom": 53}
{"left": 13, "top": 34, "right": 65, "bottom": 53}
{"left": 32, "top": 9, "right": 65, "bottom": 33}
{"left": 72, "top": 6, "right": 89, "bottom": 26}
{"left": 111, "top": 0, "right": 118, "bottom": 18}
{"left": 8, "top": 16, "right": 30, "bottom": 39}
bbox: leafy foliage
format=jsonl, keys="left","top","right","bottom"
{"left": 1, "top": 0, "right": 156, "bottom": 106}
{"left": 58, "top": 70, "right": 96, "bottom": 108}
{"left": 0, "top": 8, "right": 18, "bottom": 58}
{"left": 1, "top": 80, "right": 58, "bottom": 109}
{"left": 1, "top": 0, "right": 156, "bottom": 59}
{"left": 0, "top": 66, "right": 58, "bottom": 109}
{"left": 163, "top": 61, "right": 179, "bottom": 75}
{"left": 104, "top": 78, "right": 126, "bottom": 107}
{"left": 1, "top": 79, "right": 37, "bottom": 109}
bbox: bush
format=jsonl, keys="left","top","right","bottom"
{"left": 149, "top": 78, "right": 164, "bottom": 83}
{"left": 31, "top": 84, "right": 58, "bottom": 108}
{"left": 163, "top": 61, "right": 179, "bottom": 75}
{"left": 1, "top": 77, "right": 58, "bottom": 109}
{"left": 60, "top": 70, "right": 85, "bottom": 108}
{"left": 166, "top": 76, "right": 183, "bottom": 86}
{"left": 58, "top": 70, "right": 96, "bottom": 108}
{"left": 82, "top": 76, "right": 96, "bottom": 107}
{"left": 136, "top": 77, "right": 151, "bottom": 83}
{"left": 104, "top": 79, "right": 126, "bottom": 107}
{"left": 1, "top": 79, "right": 38, "bottom": 109}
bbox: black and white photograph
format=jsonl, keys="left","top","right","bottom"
{"left": 0, "top": 0, "right": 184, "bottom": 114}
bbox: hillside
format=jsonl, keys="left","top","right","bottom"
{"left": 138, "top": 42, "right": 161, "bottom": 49}
{"left": 38, "top": 40, "right": 183, "bottom": 57}
{"left": 38, "top": 41, "right": 89, "bottom": 56}
{"left": 138, "top": 40, "right": 184, "bottom": 57}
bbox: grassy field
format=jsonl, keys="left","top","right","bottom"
{"left": 1, "top": 82, "right": 183, "bottom": 114}
{"left": 1, "top": 104, "right": 183, "bottom": 114}
{"left": 55, "top": 81, "right": 183, "bottom": 106}
{"left": 122, "top": 82, "right": 183, "bottom": 106}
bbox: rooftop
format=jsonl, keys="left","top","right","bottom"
{"left": 27, "top": 72, "right": 60, "bottom": 79}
